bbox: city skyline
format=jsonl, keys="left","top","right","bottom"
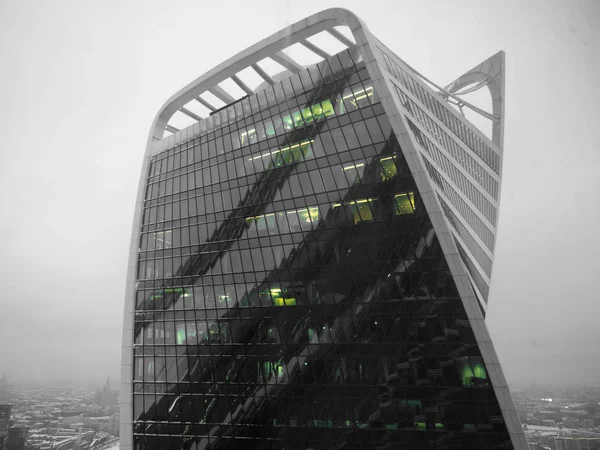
{"left": 0, "top": 0, "right": 599, "bottom": 390}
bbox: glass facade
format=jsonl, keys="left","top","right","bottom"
{"left": 131, "top": 49, "right": 514, "bottom": 449}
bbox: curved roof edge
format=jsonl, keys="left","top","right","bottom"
{"left": 148, "top": 8, "right": 368, "bottom": 142}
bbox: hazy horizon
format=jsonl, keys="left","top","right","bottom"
{"left": 1, "top": 0, "right": 598, "bottom": 388}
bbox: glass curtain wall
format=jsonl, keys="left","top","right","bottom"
{"left": 132, "top": 49, "right": 513, "bottom": 450}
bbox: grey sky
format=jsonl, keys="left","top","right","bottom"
{"left": 0, "top": 0, "right": 598, "bottom": 386}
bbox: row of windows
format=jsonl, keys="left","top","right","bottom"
{"left": 137, "top": 193, "right": 416, "bottom": 280}
{"left": 135, "top": 263, "right": 459, "bottom": 312}
{"left": 142, "top": 144, "right": 390, "bottom": 226}
{"left": 421, "top": 158, "right": 495, "bottom": 252}
{"left": 150, "top": 56, "right": 373, "bottom": 178}
{"left": 142, "top": 151, "right": 392, "bottom": 231}
{"left": 376, "top": 45, "right": 501, "bottom": 174}
{"left": 144, "top": 108, "right": 389, "bottom": 203}
{"left": 397, "top": 89, "right": 499, "bottom": 199}
{"left": 438, "top": 198, "right": 492, "bottom": 278}
{"left": 151, "top": 82, "right": 374, "bottom": 181}
{"left": 140, "top": 157, "right": 406, "bottom": 249}
{"left": 150, "top": 96, "right": 385, "bottom": 201}
{"left": 132, "top": 315, "right": 470, "bottom": 348}
{"left": 133, "top": 319, "right": 475, "bottom": 347}
{"left": 134, "top": 232, "right": 442, "bottom": 293}
{"left": 134, "top": 430, "right": 508, "bottom": 450}
{"left": 160, "top": 48, "right": 367, "bottom": 157}
{"left": 133, "top": 309, "right": 474, "bottom": 329}
{"left": 133, "top": 352, "right": 488, "bottom": 389}
{"left": 142, "top": 150, "right": 398, "bottom": 234}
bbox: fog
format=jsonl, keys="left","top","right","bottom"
{"left": 0, "top": 0, "right": 598, "bottom": 387}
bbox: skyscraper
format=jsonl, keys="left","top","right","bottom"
{"left": 121, "top": 8, "right": 527, "bottom": 449}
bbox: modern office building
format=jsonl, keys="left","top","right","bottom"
{"left": 121, "top": 8, "right": 527, "bottom": 449}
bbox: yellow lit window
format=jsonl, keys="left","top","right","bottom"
{"left": 380, "top": 156, "right": 397, "bottom": 180}
{"left": 394, "top": 192, "right": 415, "bottom": 215}
{"left": 269, "top": 287, "right": 297, "bottom": 306}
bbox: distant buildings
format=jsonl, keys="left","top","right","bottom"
{"left": 0, "top": 375, "right": 8, "bottom": 403}
{"left": 0, "top": 405, "right": 27, "bottom": 450}
{"left": 4, "top": 426, "right": 27, "bottom": 450}
{"left": 0, "top": 404, "right": 11, "bottom": 450}
{"left": 2, "top": 382, "right": 119, "bottom": 449}
{"left": 94, "top": 379, "right": 118, "bottom": 408}
{"left": 554, "top": 437, "right": 600, "bottom": 450}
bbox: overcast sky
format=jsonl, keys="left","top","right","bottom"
{"left": 0, "top": 0, "right": 598, "bottom": 387}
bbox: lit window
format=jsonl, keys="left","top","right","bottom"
{"left": 296, "top": 207, "right": 319, "bottom": 230}
{"left": 268, "top": 287, "right": 297, "bottom": 306}
{"left": 379, "top": 156, "right": 397, "bottom": 180}
{"left": 321, "top": 99, "right": 335, "bottom": 117}
{"left": 457, "top": 357, "right": 488, "bottom": 386}
{"left": 248, "top": 140, "right": 314, "bottom": 170}
{"left": 332, "top": 198, "right": 377, "bottom": 223}
{"left": 394, "top": 192, "right": 415, "bottom": 215}
{"left": 175, "top": 322, "right": 186, "bottom": 345}
{"left": 353, "top": 199, "right": 374, "bottom": 223}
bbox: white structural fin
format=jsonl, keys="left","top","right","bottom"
{"left": 442, "top": 51, "right": 506, "bottom": 151}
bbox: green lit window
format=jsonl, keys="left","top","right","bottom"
{"left": 415, "top": 422, "right": 426, "bottom": 431}
{"left": 176, "top": 322, "right": 186, "bottom": 345}
{"left": 394, "top": 192, "right": 415, "bottom": 215}
{"left": 313, "top": 419, "right": 333, "bottom": 428}
{"left": 275, "top": 362, "right": 284, "bottom": 378}
{"left": 233, "top": 97, "right": 339, "bottom": 152}
{"left": 256, "top": 213, "right": 276, "bottom": 233}
{"left": 457, "top": 357, "right": 488, "bottom": 386}
{"left": 321, "top": 99, "right": 335, "bottom": 117}
{"left": 353, "top": 199, "right": 374, "bottom": 223}
{"left": 292, "top": 110, "right": 304, "bottom": 128}
{"left": 301, "top": 106, "right": 314, "bottom": 124}
{"left": 282, "top": 114, "right": 294, "bottom": 131}
{"left": 379, "top": 156, "right": 397, "bottom": 180}
{"left": 296, "top": 207, "right": 319, "bottom": 231}
{"left": 249, "top": 140, "right": 314, "bottom": 171}
{"left": 267, "top": 287, "right": 297, "bottom": 306}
